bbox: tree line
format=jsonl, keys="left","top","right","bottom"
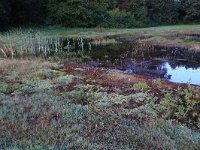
{"left": 0, "top": 0, "right": 200, "bottom": 30}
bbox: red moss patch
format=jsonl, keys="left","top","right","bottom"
{"left": 63, "top": 61, "right": 184, "bottom": 96}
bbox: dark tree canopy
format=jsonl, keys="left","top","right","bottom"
{"left": 47, "top": 0, "right": 109, "bottom": 27}
{"left": 0, "top": 0, "right": 11, "bottom": 30}
{"left": 9, "top": 0, "right": 47, "bottom": 26}
{"left": 182, "top": 0, "right": 200, "bottom": 21}
{"left": 0, "top": 0, "right": 200, "bottom": 30}
{"left": 146, "top": 0, "right": 179, "bottom": 24}
{"left": 129, "top": 0, "right": 148, "bottom": 23}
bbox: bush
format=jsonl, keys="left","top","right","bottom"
{"left": 107, "top": 9, "right": 139, "bottom": 28}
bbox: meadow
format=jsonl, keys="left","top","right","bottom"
{"left": 0, "top": 25, "right": 200, "bottom": 149}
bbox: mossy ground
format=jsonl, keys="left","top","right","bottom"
{"left": 1, "top": 25, "right": 200, "bottom": 149}
{"left": 0, "top": 59, "right": 200, "bottom": 150}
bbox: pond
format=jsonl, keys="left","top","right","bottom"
{"left": 63, "top": 37, "right": 200, "bottom": 86}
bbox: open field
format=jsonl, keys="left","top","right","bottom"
{"left": 1, "top": 25, "right": 200, "bottom": 149}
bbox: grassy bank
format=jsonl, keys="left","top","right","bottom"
{"left": 1, "top": 25, "right": 200, "bottom": 59}
{"left": 1, "top": 24, "right": 200, "bottom": 38}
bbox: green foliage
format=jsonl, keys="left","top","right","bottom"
{"left": 182, "top": 0, "right": 200, "bottom": 21}
{"left": 152, "top": 85, "right": 200, "bottom": 129}
{"left": 0, "top": 30, "right": 62, "bottom": 58}
{"left": 146, "top": 0, "right": 179, "bottom": 24}
{"left": 108, "top": 9, "right": 138, "bottom": 28}
{"left": 0, "top": 82, "right": 21, "bottom": 94}
{"left": 0, "top": 83, "right": 12, "bottom": 94}
{"left": 64, "top": 90, "right": 97, "bottom": 105}
{"left": 50, "top": 70, "right": 66, "bottom": 77}
{"left": 47, "top": 0, "right": 109, "bottom": 27}
{"left": 129, "top": 0, "right": 149, "bottom": 24}
{"left": 132, "top": 82, "right": 150, "bottom": 91}
{"left": 0, "top": 0, "right": 200, "bottom": 29}
{"left": 152, "top": 79, "right": 162, "bottom": 88}
{"left": 159, "top": 90, "right": 177, "bottom": 118}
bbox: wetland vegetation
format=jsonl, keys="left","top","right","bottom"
{"left": 1, "top": 26, "right": 200, "bottom": 149}
{"left": 1, "top": 0, "right": 200, "bottom": 149}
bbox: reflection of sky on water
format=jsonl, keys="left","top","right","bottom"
{"left": 162, "top": 62, "right": 200, "bottom": 85}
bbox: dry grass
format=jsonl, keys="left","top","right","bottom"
{"left": 0, "top": 59, "right": 49, "bottom": 75}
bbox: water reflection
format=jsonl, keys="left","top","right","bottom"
{"left": 162, "top": 62, "right": 200, "bottom": 85}
{"left": 124, "top": 60, "right": 200, "bottom": 85}
{"left": 62, "top": 38, "right": 200, "bottom": 85}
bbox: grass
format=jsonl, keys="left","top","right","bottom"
{"left": 39, "top": 24, "right": 200, "bottom": 37}
{"left": 1, "top": 24, "right": 200, "bottom": 39}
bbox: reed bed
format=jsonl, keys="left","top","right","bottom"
{"left": 0, "top": 30, "right": 62, "bottom": 58}
{"left": 0, "top": 30, "right": 93, "bottom": 60}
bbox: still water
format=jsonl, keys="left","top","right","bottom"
{"left": 162, "top": 62, "right": 200, "bottom": 85}
{"left": 63, "top": 38, "right": 200, "bottom": 85}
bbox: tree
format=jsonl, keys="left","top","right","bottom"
{"left": 0, "top": 0, "right": 11, "bottom": 30}
{"left": 0, "top": 0, "right": 199, "bottom": 29}
{"left": 47, "top": 0, "right": 109, "bottom": 27}
{"left": 108, "top": 8, "right": 136, "bottom": 28}
{"left": 117, "top": 0, "right": 131, "bottom": 11}
{"left": 181, "top": 0, "right": 200, "bottom": 21}
{"left": 9, "top": 0, "right": 47, "bottom": 26}
{"left": 146, "top": 0, "right": 179, "bottom": 24}
{"left": 129, "top": 0, "right": 148, "bottom": 23}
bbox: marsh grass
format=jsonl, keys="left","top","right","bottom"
{"left": 0, "top": 30, "right": 62, "bottom": 58}
{"left": 1, "top": 25, "right": 200, "bottom": 59}
{"left": 0, "top": 30, "right": 94, "bottom": 61}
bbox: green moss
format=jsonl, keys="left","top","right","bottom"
{"left": 133, "top": 82, "right": 150, "bottom": 91}
{"left": 0, "top": 82, "right": 21, "bottom": 94}
{"left": 56, "top": 75, "right": 75, "bottom": 84}
{"left": 50, "top": 70, "right": 66, "bottom": 77}
{"left": 0, "top": 83, "right": 12, "bottom": 94}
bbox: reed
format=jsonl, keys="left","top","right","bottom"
{"left": 0, "top": 30, "right": 93, "bottom": 61}
{"left": 0, "top": 29, "right": 62, "bottom": 58}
